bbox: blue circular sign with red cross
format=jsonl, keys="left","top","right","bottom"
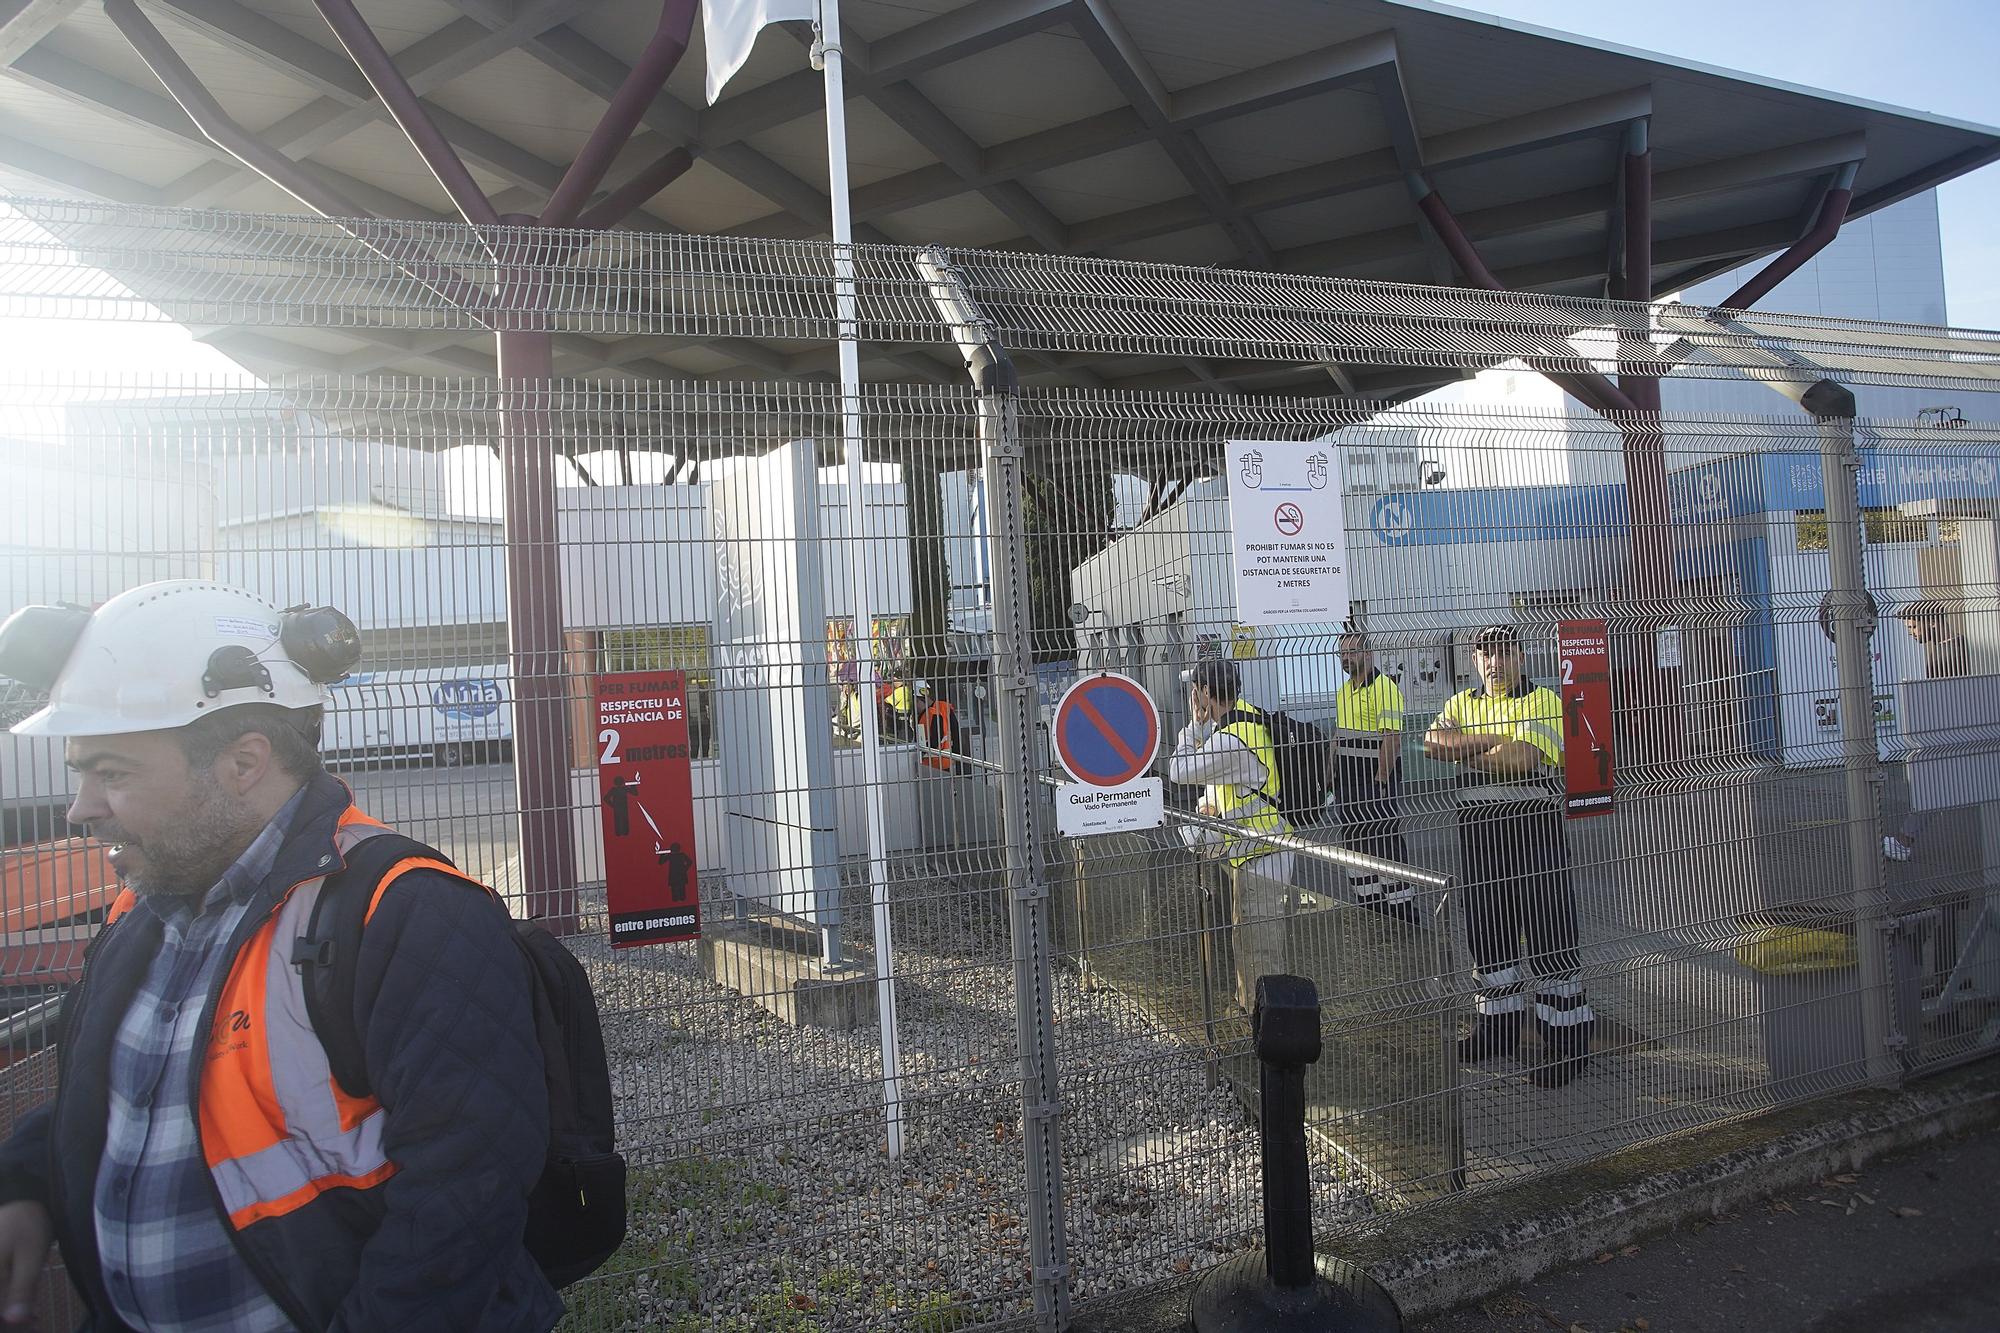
{"left": 1052, "top": 672, "right": 1160, "bottom": 787}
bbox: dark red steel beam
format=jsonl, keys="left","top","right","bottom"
{"left": 311, "top": 0, "right": 501, "bottom": 229}
{"left": 495, "top": 213, "right": 578, "bottom": 931}
{"left": 1619, "top": 121, "right": 1654, "bottom": 308}
{"left": 107, "top": 0, "right": 585, "bottom": 913}
{"left": 1719, "top": 161, "right": 1858, "bottom": 310}
{"left": 540, "top": 0, "right": 699, "bottom": 226}
{"left": 103, "top": 0, "right": 492, "bottom": 315}
{"left": 1407, "top": 174, "right": 1641, "bottom": 416}
{"left": 576, "top": 147, "right": 696, "bottom": 230}
{"left": 1416, "top": 160, "right": 1698, "bottom": 769}
{"left": 1613, "top": 116, "right": 1679, "bottom": 764}
{"left": 1615, "top": 120, "right": 1667, "bottom": 589}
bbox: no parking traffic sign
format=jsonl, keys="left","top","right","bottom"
{"left": 1053, "top": 672, "right": 1159, "bottom": 785}
{"left": 1051, "top": 672, "right": 1164, "bottom": 836}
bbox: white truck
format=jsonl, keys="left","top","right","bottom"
{"left": 322, "top": 665, "right": 515, "bottom": 768}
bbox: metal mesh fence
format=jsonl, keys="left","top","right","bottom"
{"left": 0, "top": 201, "right": 1996, "bottom": 1332}
{"left": 4, "top": 197, "right": 2000, "bottom": 390}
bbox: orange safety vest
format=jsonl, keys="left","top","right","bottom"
{"left": 919, "top": 700, "right": 956, "bottom": 770}
{"left": 104, "top": 805, "right": 489, "bottom": 1229}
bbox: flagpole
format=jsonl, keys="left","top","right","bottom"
{"left": 815, "top": 0, "right": 904, "bottom": 1162}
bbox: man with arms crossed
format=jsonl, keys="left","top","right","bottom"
{"left": 1426, "top": 625, "right": 1594, "bottom": 1088}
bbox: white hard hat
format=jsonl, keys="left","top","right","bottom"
{"left": 915, "top": 678, "right": 932, "bottom": 692}
{"left": 1, "top": 581, "right": 356, "bottom": 738}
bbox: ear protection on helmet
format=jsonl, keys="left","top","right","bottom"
{"left": 280, "top": 604, "right": 362, "bottom": 683}
{"left": 0, "top": 603, "right": 93, "bottom": 692}
{"left": 0, "top": 598, "right": 363, "bottom": 695}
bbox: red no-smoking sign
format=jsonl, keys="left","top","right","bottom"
{"left": 595, "top": 670, "right": 700, "bottom": 946}
{"left": 1273, "top": 502, "right": 1305, "bottom": 535}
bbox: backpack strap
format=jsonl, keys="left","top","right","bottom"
{"left": 292, "top": 832, "right": 459, "bottom": 1100}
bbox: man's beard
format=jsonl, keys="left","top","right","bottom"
{"left": 93, "top": 775, "right": 267, "bottom": 899}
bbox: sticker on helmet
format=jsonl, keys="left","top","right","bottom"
{"left": 214, "top": 616, "right": 281, "bottom": 640}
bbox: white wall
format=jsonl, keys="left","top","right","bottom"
{"left": 558, "top": 477, "right": 921, "bottom": 887}
{"left": 216, "top": 511, "right": 508, "bottom": 632}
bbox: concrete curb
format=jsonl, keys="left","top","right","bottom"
{"left": 1068, "top": 1059, "right": 2000, "bottom": 1331}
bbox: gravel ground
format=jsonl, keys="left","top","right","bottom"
{"left": 552, "top": 858, "right": 1375, "bottom": 1332}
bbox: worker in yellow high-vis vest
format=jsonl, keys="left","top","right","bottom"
{"left": 1425, "top": 624, "right": 1594, "bottom": 1088}
{"left": 1334, "top": 630, "right": 1415, "bottom": 922}
{"left": 1168, "top": 659, "right": 1292, "bottom": 1013}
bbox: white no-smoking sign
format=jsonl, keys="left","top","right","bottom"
{"left": 1227, "top": 439, "right": 1350, "bottom": 628}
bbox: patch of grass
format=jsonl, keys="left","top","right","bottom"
{"left": 871, "top": 1286, "right": 974, "bottom": 1332}
{"left": 745, "top": 1279, "right": 826, "bottom": 1332}
{"left": 559, "top": 1154, "right": 788, "bottom": 1331}
{"left": 911, "top": 1292, "right": 974, "bottom": 1332}
{"left": 633, "top": 1155, "right": 790, "bottom": 1213}
{"left": 555, "top": 1231, "right": 696, "bottom": 1331}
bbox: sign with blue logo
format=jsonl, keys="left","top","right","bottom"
{"left": 1369, "top": 483, "right": 1628, "bottom": 547}
{"left": 1370, "top": 494, "right": 1415, "bottom": 546}
{"left": 1762, "top": 449, "right": 2000, "bottom": 511}
{"left": 1052, "top": 672, "right": 1159, "bottom": 787}
{"left": 433, "top": 678, "right": 502, "bottom": 720}
{"left": 1674, "top": 448, "right": 2000, "bottom": 522}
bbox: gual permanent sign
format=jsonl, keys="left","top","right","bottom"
{"left": 1051, "top": 671, "right": 1164, "bottom": 835}
{"left": 1055, "top": 779, "right": 1164, "bottom": 837}
{"left": 1226, "top": 439, "right": 1350, "bottom": 627}
{"left": 595, "top": 670, "right": 700, "bottom": 946}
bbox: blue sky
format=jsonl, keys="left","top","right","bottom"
{"left": 1441, "top": 0, "right": 2000, "bottom": 328}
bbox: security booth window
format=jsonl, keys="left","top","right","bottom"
{"left": 1795, "top": 508, "right": 1934, "bottom": 551}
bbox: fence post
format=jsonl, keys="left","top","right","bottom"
{"left": 1809, "top": 380, "right": 1902, "bottom": 1084}
{"left": 919, "top": 247, "right": 1072, "bottom": 1329}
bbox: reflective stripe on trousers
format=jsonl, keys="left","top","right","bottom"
{"left": 1456, "top": 799, "right": 1595, "bottom": 1029}
{"left": 1335, "top": 757, "right": 1411, "bottom": 905}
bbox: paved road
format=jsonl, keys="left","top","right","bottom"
{"left": 339, "top": 759, "right": 520, "bottom": 884}
{"left": 1411, "top": 1120, "right": 2000, "bottom": 1333}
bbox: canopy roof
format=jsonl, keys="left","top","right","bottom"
{"left": 0, "top": 0, "right": 1994, "bottom": 396}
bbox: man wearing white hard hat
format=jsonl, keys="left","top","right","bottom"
{"left": 0, "top": 582, "right": 561, "bottom": 1331}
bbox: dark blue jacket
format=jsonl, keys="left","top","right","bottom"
{"left": 0, "top": 773, "right": 563, "bottom": 1331}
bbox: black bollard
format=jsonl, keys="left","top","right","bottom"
{"left": 1190, "top": 974, "right": 1403, "bottom": 1333}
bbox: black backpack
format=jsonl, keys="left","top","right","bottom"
{"left": 291, "top": 833, "right": 626, "bottom": 1289}
{"left": 1224, "top": 706, "right": 1333, "bottom": 827}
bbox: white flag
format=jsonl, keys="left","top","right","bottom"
{"left": 703, "top": 0, "right": 818, "bottom": 105}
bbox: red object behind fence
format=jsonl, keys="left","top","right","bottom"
{"left": 593, "top": 671, "right": 700, "bottom": 947}
{"left": 1559, "top": 620, "right": 1615, "bottom": 818}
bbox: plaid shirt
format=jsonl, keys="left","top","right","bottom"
{"left": 93, "top": 789, "right": 308, "bottom": 1333}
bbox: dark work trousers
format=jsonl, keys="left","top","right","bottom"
{"left": 1335, "top": 756, "right": 1412, "bottom": 905}
{"left": 1456, "top": 798, "right": 1595, "bottom": 1034}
